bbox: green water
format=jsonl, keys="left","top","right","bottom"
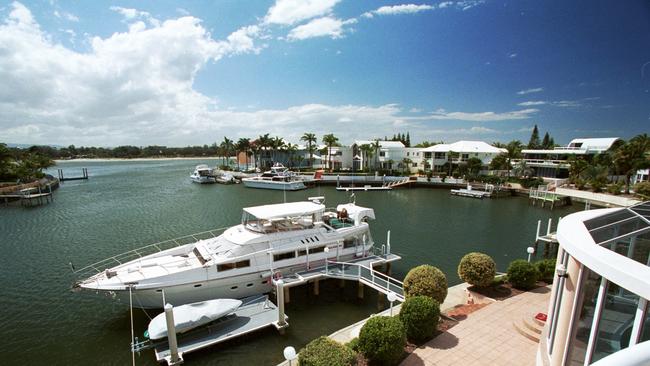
{"left": 0, "top": 160, "right": 577, "bottom": 365}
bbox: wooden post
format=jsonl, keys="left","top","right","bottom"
{"left": 357, "top": 282, "right": 364, "bottom": 299}
{"left": 313, "top": 279, "right": 320, "bottom": 296}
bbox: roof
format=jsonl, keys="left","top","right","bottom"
{"left": 584, "top": 201, "right": 650, "bottom": 247}
{"left": 354, "top": 140, "right": 405, "bottom": 149}
{"left": 243, "top": 201, "right": 325, "bottom": 220}
{"left": 421, "top": 141, "right": 507, "bottom": 154}
{"left": 568, "top": 137, "right": 620, "bottom": 151}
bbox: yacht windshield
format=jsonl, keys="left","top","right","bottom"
{"left": 242, "top": 211, "right": 315, "bottom": 233}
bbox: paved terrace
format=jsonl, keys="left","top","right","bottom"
{"left": 402, "top": 287, "right": 550, "bottom": 366}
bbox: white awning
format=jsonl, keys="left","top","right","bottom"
{"left": 244, "top": 201, "right": 325, "bottom": 220}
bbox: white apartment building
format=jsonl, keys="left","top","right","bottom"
{"left": 421, "top": 140, "right": 507, "bottom": 172}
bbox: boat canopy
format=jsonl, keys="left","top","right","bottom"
{"left": 243, "top": 201, "right": 325, "bottom": 220}
{"left": 336, "top": 203, "right": 375, "bottom": 226}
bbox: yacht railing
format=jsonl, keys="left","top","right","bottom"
{"left": 324, "top": 260, "right": 405, "bottom": 301}
{"left": 71, "top": 227, "right": 229, "bottom": 280}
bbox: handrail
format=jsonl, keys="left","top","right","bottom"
{"left": 324, "top": 260, "right": 404, "bottom": 299}
{"left": 71, "top": 227, "right": 230, "bottom": 279}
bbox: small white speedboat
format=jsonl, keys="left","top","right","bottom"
{"left": 190, "top": 165, "right": 217, "bottom": 184}
{"left": 147, "top": 298, "right": 242, "bottom": 340}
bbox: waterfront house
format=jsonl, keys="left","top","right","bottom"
{"left": 517, "top": 137, "right": 621, "bottom": 178}
{"left": 420, "top": 140, "right": 507, "bottom": 173}
{"left": 538, "top": 202, "right": 650, "bottom": 365}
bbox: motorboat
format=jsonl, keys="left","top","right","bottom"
{"left": 216, "top": 172, "right": 238, "bottom": 184}
{"left": 74, "top": 197, "right": 376, "bottom": 308}
{"left": 190, "top": 165, "right": 216, "bottom": 184}
{"left": 241, "top": 163, "right": 306, "bottom": 190}
{"left": 146, "top": 298, "right": 242, "bottom": 340}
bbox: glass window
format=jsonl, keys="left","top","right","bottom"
{"left": 273, "top": 251, "right": 296, "bottom": 261}
{"left": 639, "top": 301, "right": 650, "bottom": 343}
{"left": 567, "top": 268, "right": 602, "bottom": 365}
{"left": 434, "top": 152, "right": 445, "bottom": 159}
{"left": 217, "top": 262, "right": 236, "bottom": 271}
{"left": 235, "top": 260, "right": 250, "bottom": 268}
{"left": 591, "top": 285, "right": 639, "bottom": 362}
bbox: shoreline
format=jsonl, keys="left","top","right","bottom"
{"left": 54, "top": 157, "right": 223, "bottom": 162}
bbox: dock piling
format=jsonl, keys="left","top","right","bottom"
{"left": 276, "top": 280, "right": 287, "bottom": 329}
{"left": 164, "top": 303, "right": 183, "bottom": 365}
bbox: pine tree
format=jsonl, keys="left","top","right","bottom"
{"left": 528, "top": 125, "right": 541, "bottom": 149}
{"left": 406, "top": 132, "right": 411, "bottom": 147}
{"left": 541, "top": 132, "right": 551, "bottom": 149}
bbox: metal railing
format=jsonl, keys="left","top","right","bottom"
{"left": 71, "top": 227, "right": 229, "bottom": 279}
{"left": 324, "top": 260, "right": 404, "bottom": 301}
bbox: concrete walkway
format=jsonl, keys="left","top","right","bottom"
{"left": 402, "top": 287, "right": 551, "bottom": 366}
{"left": 555, "top": 187, "right": 640, "bottom": 207}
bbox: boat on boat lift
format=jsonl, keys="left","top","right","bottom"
{"left": 190, "top": 165, "right": 216, "bottom": 184}
{"left": 241, "top": 163, "right": 306, "bottom": 190}
{"left": 73, "top": 197, "right": 377, "bottom": 308}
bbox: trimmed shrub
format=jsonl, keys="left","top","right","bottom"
{"left": 634, "top": 181, "right": 650, "bottom": 199}
{"left": 457, "top": 252, "right": 497, "bottom": 288}
{"left": 358, "top": 316, "right": 406, "bottom": 366}
{"left": 607, "top": 182, "right": 623, "bottom": 195}
{"left": 345, "top": 337, "right": 359, "bottom": 352}
{"left": 507, "top": 259, "right": 540, "bottom": 290}
{"left": 299, "top": 336, "right": 356, "bottom": 366}
{"left": 403, "top": 265, "right": 448, "bottom": 303}
{"left": 399, "top": 296, "right": 440, "bottom": 342}
{"left": 536, "top": 259, "right": 556, "bottom": 283}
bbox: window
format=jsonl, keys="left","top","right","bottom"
{"left": 273, "top": 251, "right": 296, "bottom": 261}
{"left": 424, "top": 152, "right": 432, "bottom": 159}
{"left": 407, "top": 152, "right": 410, "bottom": 156}
{"left": 434, "top": 152, "right": 445, "bottom": 159}
{"left": 217, "top": 260, "right": 250, "bottom": 271}
{"left": 412, "top": 162, "right": 417, "bottom": 167}
{"left": 343, "top": 238, "right": 356, "bottom": 248}
{"left": 461, "top": 153, "right": 469, "bottom": 161}
{"left": 311, "top": 246, "right": 325, "bottom": 254}
{"left": 380, "top": 151, "right": 385, "bottom": 157}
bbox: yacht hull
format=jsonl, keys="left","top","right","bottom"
{"left": 191, "top": 176, "right": 217, "bottom": 184}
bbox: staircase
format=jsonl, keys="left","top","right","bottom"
{"left": 325, "top": 261, "right": 405, "bottom": 302}
{"left": 384, "top": 178, "right": 410, "bottom": 189}
{"left": 513, "top": 312, "right": 546, "bottom": 342}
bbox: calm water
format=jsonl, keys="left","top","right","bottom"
{"left": 0, "top": 160, "right": 577, "bottom": 365}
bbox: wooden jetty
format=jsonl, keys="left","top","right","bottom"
{"left": 532, "top": 217, "right": 561, "bottom": 258}
{"left": 529, "top": 188, "right": 569, "bottom": 209}
{"left": 58, "top": 168, "right": 89, "bottom": 181}
{"left": 335, "top": 177, "right": 411, "bottom": 192}
{"left": 0, "top": 183, "right": 54, "bottom": 206}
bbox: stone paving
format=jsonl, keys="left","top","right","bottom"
{"left": 401, "top": 287, "right": 551, "bottom": 366}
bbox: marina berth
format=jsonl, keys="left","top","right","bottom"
{"left": 74, "top": 197, "right": 378, "bottom": 308}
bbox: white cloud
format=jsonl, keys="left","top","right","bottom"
{"left": 509, "top": 53, "right": 517, "bottom": 58}
{"left": 456, "top": 1, "right": 485, "bottom": 11}
{"left": 264, "top": 0, "right": 340, "bottom": 25}
{"left": 517, "top": 100, "right": 547, "bottom": 106}
{"left": 362, "top": 4, "right": 435, "bottom": 18}
{"left": 426, "top": 108, "right": 539, "bottom": 121}
{"left": 0, "top": 2, "right": 264, "bottom": 146}
{"left": 110, "top": 6, "right": 160, "bottom": 27}
{"left": 517, "top": 87, "right": 544, "bottom": 95}
{"left": 438, "top": 2, "right": 454, "bottom": 9}
{"left": 552, "top": 100, "right": 581, "bottom": 108}
{"left": 287, "top": 17, "right": 355, "bottom": 41}
{"left": 53, "top": 10, "right": 79, "bottom": 22}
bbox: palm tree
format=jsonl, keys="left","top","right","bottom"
{"left": 322, "top": 134, "right": 339, "bottom": 172}
{"left": 372, "top": 139, "right": 381, "bottom": 171}
{"left": 401, "top": 157, "right": 413, "bottom": 174}
{"left": 505, "top": 140, "right": 523, "bottom": 178}
{"left": 236, "top": 138, "right": 250, "bottom": 170}
{"left": 613, "top": 134, "right": 650, "bottom": 194}
{"left": 220, "top": 137, "right": 234, "bottom": 168}
{"left": 300, "top": 133, "right": 317, "bottom": 169}
{"left": 271, "top": 136, "right": 285, "bottom": 164}
{"left": 359, "top": 144, "right": 373, "bottom": 171}
{"left": 285, "top": 143, "right": 298, "bottom": 168}
{"left": 257, "top": 133, "right": 272, "bottom": 168}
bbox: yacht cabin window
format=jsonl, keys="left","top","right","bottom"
{"left": 273, "top": 251, "right": 296, "bottom": 261}
{"left": 217, "top": 260, "right": 250, "bottom": 272}
{"left": 243, "top": 212, "right": 316, "bottom": 233}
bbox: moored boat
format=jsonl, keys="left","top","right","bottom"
{"left": 73, "top": 197, "right": 377, "bottom": 308}
{"left": 190, "top": 165, "right": 216, "bottom": 184}
{"left": 241, "top": 163, "right": 306, "bottom": 190}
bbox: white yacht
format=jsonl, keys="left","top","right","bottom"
{"left": 241, "top": 164, "right": 306, "bottom": 190}
{"left": 74, "top": 198, "right": 376, "bottom": 308}
{"left": 190, "top": 165, "right": 216, "bottom": 184}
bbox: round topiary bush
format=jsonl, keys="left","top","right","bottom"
{"left": 535, "top": 259, "right": 556, "bottom": 283}
{"left": 299, "top": 336, "right": 356, "bottom": 366}
{"left": 358, "top": 316, "right": 406, "bottom": 366}
{"left": 403, "top": 265, "right": 448, "bottom": 303}
{"left": 507, "top": 259, "right": 540, "bottom": 290}
{"left": 457, "top": 252, "right": 497, "bottom": 288}
{"left": 399, "top": 296, "right": 440, "bottom": 342}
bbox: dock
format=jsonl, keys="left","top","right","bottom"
{"left": 134, "top": 295, "right": 286, "bottom": 365}
{"left": 0, "top": 184, "right": 54, "bottom": 206}
{"left": 335, "top": 177, "right": 411, "bottom": 192}
{"left": 532, "top": 217, "right": 561, "bottom": 258}
{"left": 58, "top": 168, "right": 89, "bottom": 181}
{"left": 529, "top": 188, "right": 568, "bottom": 209}
{"left": 450, "top": 184, "right": 495, "bottom": 199}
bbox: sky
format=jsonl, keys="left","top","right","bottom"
{"left": 0, "top": 0, "right": 649, "bottom": 147}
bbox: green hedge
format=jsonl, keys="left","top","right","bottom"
{"left": 403, "top": 265, "right": 448, "bottom": 303}
{"left": 457, "top": 252, "right": 497, "bottom": 288}
{"left": 358, "top": 316, "right": 406, "bottom": 366}
{"left": 535, "top": 259, "right": 556, "bottom": 283}
{"left": 399, "top": 296, "right": 440, "bottom": 342}
{"left": 507, "top": 259, "right": 539, "bottom": 290}
{"left": 299, "top": 336, "right": 356, "bottom": 366}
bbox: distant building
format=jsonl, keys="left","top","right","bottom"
{"left": 633, "top": 169, "right": 649, "bottom": 185}
{"left": 519, "top": 137, "right": 621, "bottom": 178}
{"left": 420, "top": 140, "right": 507, "bottom": 172}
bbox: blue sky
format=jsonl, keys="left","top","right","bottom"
{"left": 0, "top": 0, "right": 648, "bottom": 147}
